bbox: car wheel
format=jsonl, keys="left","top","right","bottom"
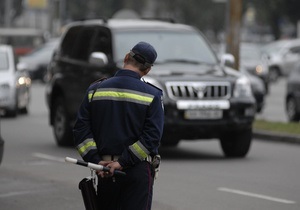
{"left": 19, "top": 89, "right": 30, "bottom": 114}
{"left": 286, "top": 97, "right": 300, "bottom": 122}
{"left": 220, "top": 129, "right": 252, "bottom": 158}
{"left": 256, "top": 103, "right": 264, "bottom": 113}
{"left": 53, "top": 97, "right": 73, "bottom": 146}
{"left": 5, "top": 94, "right": 18, "bottom": 117}
{"left": 5, "top": 109, "right": 17, "bottom": 117}
{"left": 19, "top": 106, "right": 28, "bottom": 114}
{"left": 269, "top": 67, "right": 280, "bottom": 83}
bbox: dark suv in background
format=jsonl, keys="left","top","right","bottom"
{"left": 46, "top": 18, "right": 256, "bottom": 157}
{"left": 0, "top": 113, "right": 4, "bottom": 165}
{"left": 286, "top": 63, "right": 300, "bottom": 122}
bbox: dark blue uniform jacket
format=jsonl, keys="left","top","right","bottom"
{"left": 73, "top": 69, "right": 164, "bottom": 167}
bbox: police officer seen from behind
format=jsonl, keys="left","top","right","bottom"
{"left": 73, "top": 41, "right": 164, "bottom": 210}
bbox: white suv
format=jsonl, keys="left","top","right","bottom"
{"left": 0, "top": 45, "right": 31, "bottom": 117}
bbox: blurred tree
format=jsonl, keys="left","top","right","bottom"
{"left": 159, "top": 0, "right": 300, "bottom": 41}
{"left": 156, "top": 0, "right": 227, "bottom": 43}
{"left": 243, "top": 0, "right": 300, "bottom": 39}
{"left": 3, "top": 0, "right": 297, "bottom": 41}
{"left": 285, "top": 0, "right": 300, "bottom": 30}
{"left": 57, "top": 0, "right": 300, "bottom": 41}
{"left": 67, "top": 0, "right": 146, "bottom": 21}
{"left": 243, "top": 0, "right": 286, "bottom": 40}
{"left": 0, "top": 0, "right": 23, "bottom": 26}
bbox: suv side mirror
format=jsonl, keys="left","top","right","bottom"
{"left": 89, "top": 52, "right": 108, "bottom": 67}
{"left": 221, "top": 53, "right": 235, "bottom": 68}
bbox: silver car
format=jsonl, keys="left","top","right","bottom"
{"left": 0, "top": 45, "right": 31, "bottom": 117}
{"left": 261, "top": 39, "right": 300, "bottom": 82}
{"left": 18, "top": 38, "right": 59, "bottom": 83}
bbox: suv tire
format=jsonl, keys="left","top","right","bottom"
{"left": 5, "top": 94, "right": 18, "bottom": 117}
{"left": 220, "top": 129, "right": 252, "bottom": 157}
{"left": 286, "top": 96, "right": 300, "bottom": 122}
{"left": 161, "top": 133, "right": 180, "bottom": 147}
{"left": 53, "top": 97, "right": 73, "bottom": 146}
{"left": 19, "top": 106, "right": 28, "bottom": 114}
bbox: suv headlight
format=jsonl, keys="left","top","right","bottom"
{"left": 255, "top": 64, "right": 269, "bottom": 76}
{"left": 233, "top": 76, "right": 253, "bottom": 98}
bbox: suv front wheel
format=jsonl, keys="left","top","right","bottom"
{"left": 161, "top": 133, "right": 180, "bottom": 147}
{"left": 220, "top": 129, "right": 252, "bottom": 158}
{"left": 53, "top": 97, "right": 73, "bottom": 146}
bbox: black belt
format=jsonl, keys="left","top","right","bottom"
{"left": 101, "top": 155, "right": 120, "bottom": 161}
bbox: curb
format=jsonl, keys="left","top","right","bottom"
{"left": 253, "top": 129, "right": 300, "bottom": 144}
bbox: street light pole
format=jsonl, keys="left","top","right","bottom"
{"left": 225, "top": 0, "right": 242, "bottom": 70}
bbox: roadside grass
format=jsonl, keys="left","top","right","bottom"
{"left": 254, "top": 119, "right": 300, "bottom": 135}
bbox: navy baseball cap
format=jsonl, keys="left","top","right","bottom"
{"left": 130, "top": 41, "right": 157, "bottom": 67}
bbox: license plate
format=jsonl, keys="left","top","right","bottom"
{"left": 184, "top": 110, "right": 223, "bottom": 120}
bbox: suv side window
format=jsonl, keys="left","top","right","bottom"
{"left": 61, "top": 26, "right": 96, "bottom": 61}
{"left": 91, "top": 27, "right": 113, "bottom": 62}
{"left": 289, "top": 46, "right": 300, "bottom": 54}
{"left": 61, "top": 26, "right": 81, "bottom": 58}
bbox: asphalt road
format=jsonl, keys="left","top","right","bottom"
{"left": 1, "top": 82, "right": 299, "bottom": 210}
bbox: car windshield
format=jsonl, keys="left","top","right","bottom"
{"left": 114, "top": 31, "right": 218, "bottom": 68}
{"left": 0, "top": 52, "right": 8, "bottom": 70}
{"left": 261, "top": 41, "right": 289, "bottom": 55}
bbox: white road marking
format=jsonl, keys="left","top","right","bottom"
{"left": 218, "top": 187, "right": 296, "bottom": 204}
{"left": 32, "top": 152, "right": 65, "bottom": 163}
{"left": 0, "top": 191, "right": 31, "bottom": 198}
{"left": 0, "top": 190, "right": 44, "bottom": 198}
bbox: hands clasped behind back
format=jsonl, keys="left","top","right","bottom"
{"left": 97, "top": 160, "right": 123, "bottom": 178}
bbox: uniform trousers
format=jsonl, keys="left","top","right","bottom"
{"left": 97, "top": 161, "right": 154, "bottom": 210}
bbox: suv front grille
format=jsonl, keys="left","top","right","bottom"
{"left": 166, "top": 81, "right": 231, "bottom": 100}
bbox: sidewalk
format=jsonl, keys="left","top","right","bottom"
{"left": 255, "top": 78, "right": 287, "bottom": 123}
{"left": 253, "top": 129, "right": 300, "bottom": 144}
{"left": 253, "top": 78, "right": 300, "bottom": 144}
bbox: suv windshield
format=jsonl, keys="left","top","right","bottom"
{"left": 114, "top": 31, "right": 218, "bottom": 66}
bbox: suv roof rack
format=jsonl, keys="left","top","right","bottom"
{"left": 141, "top": 17, "right": 176, "bottom": 23}
{"left": 74, "top": 17, "right": 108, "bottom": 24}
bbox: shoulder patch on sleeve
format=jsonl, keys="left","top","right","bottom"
{"left": 90, "top": 77, "right": 107, "bottom": 86}
{"left": 145, "top": 82, "right": 162, "bottom": 92}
